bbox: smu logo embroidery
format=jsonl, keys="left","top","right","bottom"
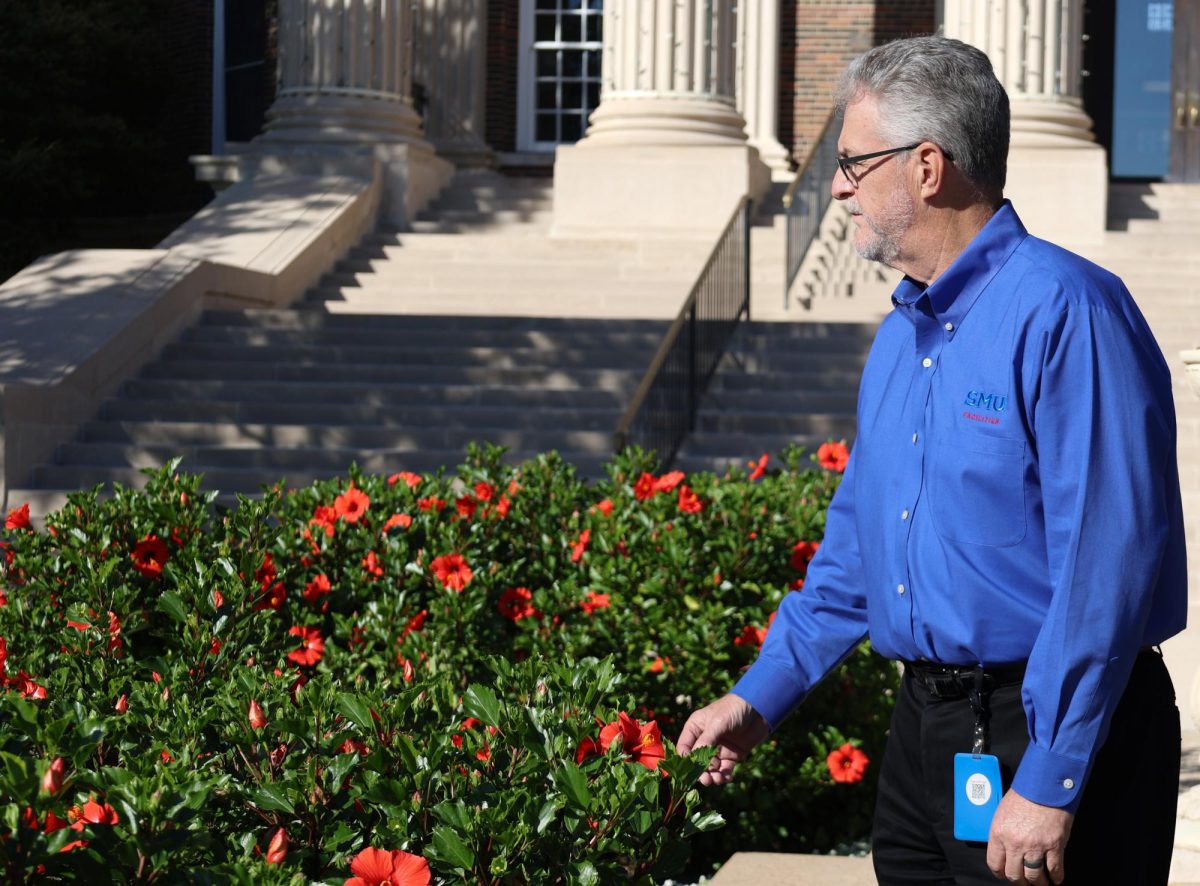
{"left": 964, "top": 390, "right": 1007, "bottom": 412}
{"left": 963, "top": 390, "right": 1006, "bottom": 426}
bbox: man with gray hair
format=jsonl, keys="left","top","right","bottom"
{"left": 678, "top": 35, "right": 1185, "bottom": 886}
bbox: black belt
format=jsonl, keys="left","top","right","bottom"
{"left": 903, "top": 646, "right": 1160, "bottom": 701}
{"left": 902, "top": 660, "right": 1027, "bottom": 700}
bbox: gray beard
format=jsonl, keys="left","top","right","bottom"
{"left": 847, "top": 191, "right": 914, "bottom": 266}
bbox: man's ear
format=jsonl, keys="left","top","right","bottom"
{"left": 914, "top": 143, "right": 948, "bottom": 199}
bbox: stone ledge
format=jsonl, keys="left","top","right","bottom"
{"left": 710, "top": 852, "right": 874, "bottom": 885}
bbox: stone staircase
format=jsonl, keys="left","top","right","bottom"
{"left": 674, "top": 321, "right": 873, "bottom": 474}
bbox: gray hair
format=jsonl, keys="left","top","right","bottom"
{"left": 834, "top": 35, "right": 1010, "bottom": 194}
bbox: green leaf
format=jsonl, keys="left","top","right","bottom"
{"left": 462, "top": 683, "right": 501, "bottom": 727}
{"left": 431, "top": 825, "right": 475, "bottom": 870}
{"left": 157, "top": 591, "right": 187, "bottom": 624}
{"left": 335, "top": 693, "right": 375, "bottom": 732}
{"left": 686, "top": 810, "right": 726, "bottom": 834}
{"left": 571, "top": 861, "right": 600, "bottom": 886}
{"left": 327, "top": 751, "right": 358, "bottom": 790}
{"left": 251, "top": 784, "right": 295, "bottom": 814}
{"left": 552, "top": 761, "right": 591, "bottom": 810}
{"left": 536, "top": 798, "right": 562, "bottom": 833}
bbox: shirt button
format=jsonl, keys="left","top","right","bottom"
{"left": 922, "top": 357, "right": 933, "bottom": 368}
{"left": 897, "top": 583, "right": 906, "bottom": 595}
{"left": 944, "top": 322, "right": 954, "bottom": 332}
{"left": 901, "top": 509, "right": 909, "bottom": 521}
{"left": 1062, "top": 778, "right": 1075, "bottom": 790}
{"left": 912, "top": 432, "right": 919, "bottom": 444}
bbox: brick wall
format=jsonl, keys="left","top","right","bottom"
{"left": 486, "top": 0, "right": 521, "bottom": 153}
{"left": 782, "top": 0, "right": 935, "bottom": 166}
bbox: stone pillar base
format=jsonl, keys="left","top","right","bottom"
{"left": 1004, "top": 141, "right": 1108, "bottom": 246}
{"left": 552, "top": 143, "right": 770, "bottom": 238}
{"left": 191, "top": 143, "right": 453, "bottom": 229}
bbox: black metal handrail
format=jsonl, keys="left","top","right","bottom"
{"left": 782, "top": 109, "right": 839, "bottom": 307}
{"left": 613, "top": 197, "right": 752, "bottom": 467}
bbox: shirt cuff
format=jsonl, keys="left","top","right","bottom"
{"left": 730, "top": 656, "right": 810, "bottom": 731}
{"left": 1011, "top": 742, "right": 1089, "bottom": 813}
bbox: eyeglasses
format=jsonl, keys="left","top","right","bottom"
{"left": 836, "top": 142, "right": 954, "bottom": 186}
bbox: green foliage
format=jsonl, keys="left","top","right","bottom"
{"left": 0, "top": 446, "right": 896, "bottom": 882}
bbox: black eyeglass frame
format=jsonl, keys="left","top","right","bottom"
{"left": 836, "top": 142, "right": 954, "bottom": 184}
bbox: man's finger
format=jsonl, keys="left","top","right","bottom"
{"left": 986, "top": 839, "right": 1006, "bottom": 880}
{"left": 1020, "top": 855, "right": 1049, "bottom": 886}
{"left": 1044, "top": 848, "right": 1066, "bottom": 885}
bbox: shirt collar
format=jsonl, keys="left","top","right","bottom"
{"left": 891, "top": 201, "right": 1028, "bottom": 330}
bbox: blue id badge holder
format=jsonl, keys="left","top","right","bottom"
{"left": 953, "top": 668, "right": 1002, "bottom": 842}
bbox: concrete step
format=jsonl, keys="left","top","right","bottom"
{"left": 101, "top": 393, "right": 628, "bottom": 425}
{"left": 678, "top": 424, "right": 858, "bottom": 457}
{"left": 82, "top": 411, "right": 622, "bottom": 447}
{"left": 183, "top": 324, "right": 668, "bottom": 350}
{"left": 318, "top": 268, "right": 698, "bottom": 290}
{"left": 196, "top": 310, "right": 670, "bottom": 335}
{"left": 158, "top": 342, "right": 656, "bottom": 371}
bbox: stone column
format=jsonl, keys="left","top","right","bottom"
{"left": 737, "top": 0, "right": 792, "bottom": 177}
{"left": 414, "top": 0, "right": 493, "bottom": 167}
{"left": 553, "top": 0, "right": 769, "bottom": 237}
{"left": 250, "top": 0, "right": 453, "bottom": 225}
{"left": 942, "top": 0, "right": 1106, "bottom": 244}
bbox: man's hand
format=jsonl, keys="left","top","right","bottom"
{"left": 676, "top": 694, "right": 770, "bottom": 786}
{"left": 986, "top": 789, "right": 1073, "bottom": 885}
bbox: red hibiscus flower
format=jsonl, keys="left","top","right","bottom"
{"left": 334, "top": 487, "right": 370, "bottom": 524}
{"left": 677, "top": 484, "right": 703, "bottom": 514}
{"left": 418, "top": 497, "right": 446, "bottom": 513}
{"left": 43, "top": 810, "right": 68, "bottom": 834}
{"left": 340, "top": 738, "right": 369, "bottom": 755}
{"left": 5, "top": 503, "right": 30, "bottom": 531}
{"left": 303, "top": 573, "right": 331, "bottom": 604}
{"left": 818, "top": 441, "right": 850, "bottom": 473}
{"left": 430, "top": 553, "right": 472, "bottom": 592}
{"left": 362, "top": 550, "right": 384, "bottom": 580}
{"left": 790, "top": 540, "right": 820, "bottom": 573}
{"left": 248, "top": 699, "right": 268, "bottom": 730}
{"left": 310, "top": 505, "right": 338, "bottom": 538}
{"left": 747, "top": 453, "right": 769, "bottom": 481}
{"left": 596, "top": 712, "right": 666, "bottom": 770}
{"left": 115, "top": 693, "right": 128, "bottom": 714}
{"left": 647, "top": 656, "right": 669, "bottom": 674}
{"left": 593, "top": 498, "right": 614, "bottom": 516}
{"left": 580, "top": 591, "right": 610, "bottom": 615}
{"left": 382, "top": 513, "right": 412, "bottom": 533}
{"left": 455, "top": 496, "right": 477, "bottom": 519}
{"left": 41, "top": 757, "right": 65, "bottom": 795}
{"left": 575, "top": 736, "right": 599, "bottom": 764}
{"left": 344, "top": 847, "right": 431, "bottom": 886}
{"left": 734, "top": 624, "right": 767, "bottom": 649}
{"left": 265, "top": 827, "right": 289, "bottom": 864}
{"left": 388, "top": 471, "right": 423, "bottom": 490}
{"left": 131, "top": 535, "right": 170, "bottom": 579}
{"left": 570, "top": 529, "right": 590, "bottom": 563}
{"left": 495, "top": 495, "right": 512, "bottom": 518}
{"left": 633, "top": 472, "right": 658, "bottom": 501}
{"left": 287, "top": 625, "right": 325, "bottom": 667}
{"left": 827, "top": 742, "right": 870, "bottom": 784}
{"left": 497, "top": 587, "right": 541, "bottom": 622}
{"left": 654, "top": 471, "right": 686, "bottom": 493}
{"left": 69, "top": 799, "right": 119, "bottom": 830}
{"left": 474, "top": 482, "right": 494, "bottom": 502}
{"left": 400, "top": 609, "right": 429, "bottom": 641}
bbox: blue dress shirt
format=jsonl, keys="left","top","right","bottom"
{"left": 733, "top": 202, "right": 1187, "bottom": 811}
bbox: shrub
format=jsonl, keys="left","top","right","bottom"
{"left": 0, "top": 445, "right": 896, "bottom": 883}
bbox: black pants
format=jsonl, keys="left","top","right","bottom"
{"left": 872, "top": 650, "right": 1180, "bottom": 885}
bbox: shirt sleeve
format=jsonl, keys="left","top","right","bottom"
{"left": 1013, "top": 294, "right": 1176, "bottom": 812}
{"left": 731, "top": 447, "right": 870, "bottom": 729}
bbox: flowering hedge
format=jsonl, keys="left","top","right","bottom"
{"left": 0, "top": 443, "right": 895, "bottom": 883}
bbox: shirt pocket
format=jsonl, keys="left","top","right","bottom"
{"left": 928, "top": 433, "right": 1027, "bottom": 547}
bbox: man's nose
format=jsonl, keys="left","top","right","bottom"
{"left": 831, "top": 166, "right": 854, "bottom": 201}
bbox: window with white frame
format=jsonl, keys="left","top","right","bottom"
{"left": 518, "top": 0, "right": 603, "bottom": 151}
